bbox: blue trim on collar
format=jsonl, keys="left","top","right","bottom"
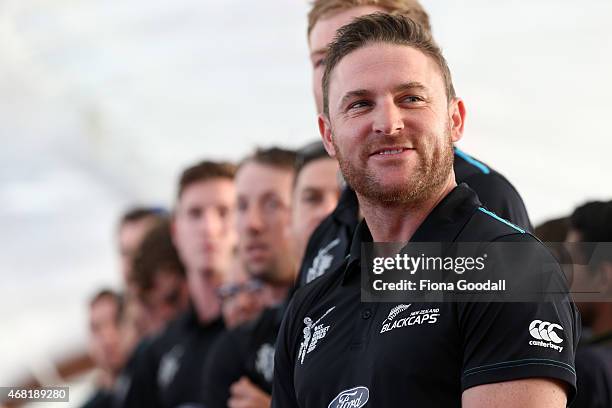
{"left": 478, "top": 207, "right": 525, "bottom": 233}
{"left": 454, "top": 148, "right": 491, "bottom": 174}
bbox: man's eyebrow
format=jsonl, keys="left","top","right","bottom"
{"left": 310, "top": 47, "right": 327, "bottom": 58}
{"left": 394, "top": 82, "right": 428, "bottom": 93}
{"left": 339, "top": 89, "right": 372, "bottom": 109}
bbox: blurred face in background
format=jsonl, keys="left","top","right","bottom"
{"left": 140, "top": 269, "right": 190, "bottom": 334}
{"left": 118, "top": 297, "right": 145, "bottom": 358}
{"left": 309, "top": 5, "right": 385, "bottom": 113}
{"left": 565, "top": 229, "right": 605, "bottom": 327}
{"left": 173, "top": 178, "right": 236, "bottom": 321}
{"left": 236, "top": 162, "right": 295, "bottom": 286}
{"left": 89, "top": 296, "right": 125, "bottom": 375}
{"left": 118, "top": 216, "right": 158, "bottom": 287}
{"left": 172, "top": 178, "right": 236, "bottom": 275}
{"left": 218, "top": 256, "right": 265, "bottom": 328}
{"left": 292, "top": 157, "right": 341, "bottom": 264}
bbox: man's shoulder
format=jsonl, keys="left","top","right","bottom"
{"left": 453, "top": 148, "right": 532, "bottom": 229}
{"left": 461, "top": 204, "right": 530, "bottom": 241}
{"left": 146, "top": 309, "right": 205, "bottom": 356}
{"left": 290, "top": 263, "right": 346, "bottom": 318}
{"left": 227, "top": 307, "right": 280, "bottom": 345}
{"left": 154, "top": 311, "right": 190, "bottom": 339}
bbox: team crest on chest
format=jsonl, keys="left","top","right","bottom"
{"left": 298, "top": 306, "right": 336, "bottom": 364}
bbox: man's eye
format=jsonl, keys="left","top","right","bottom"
{"left": 347, "top": 100, "right": 371, "bottom": 111}
{"left": 188, "top": 208, "right": 201, "bottom": 218}
{"left": 402, "top": 95, "right": 424, "bottom": 103}
{"left": 237, "top": 200, "right": 247, "bottom": 212}
{"left": 302, "top": 192, "right": 322, "bottom": 205}
{"left": 263, "top": 198, "right": 281, "bottom": 212}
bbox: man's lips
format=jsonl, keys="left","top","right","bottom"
{"left": 369, "top": 146, "right": 416, "bottom": 157}
{"left": 245, "top": 243, "right": 269, "bottom": 258}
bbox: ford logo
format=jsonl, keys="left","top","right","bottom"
{"left": 328, "top": 386, "right": 369, "bottom": 408}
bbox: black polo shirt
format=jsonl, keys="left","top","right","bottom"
{"left": 80, "top": 389, "right": 113, "bottom": 408}
{"left": 296, "top": 148, "right": 531, "bottom": 288}
{"left": 119, "top": 308, "right": 224, "bottom": 408}
{"left": 573, "top": 331, "right": 612, "bottom": 408}
{"left": 297, "top": 187, "right": 359, "bottom": 287}
{"left": 201, "top": 306, "right": 284, "bottom": 407}
{"left": 273, "top": 184, "right": 578, "bottom": 408}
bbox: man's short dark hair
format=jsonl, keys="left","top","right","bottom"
{"left": 295, "top": 141, "right": 332, "bottom": 181}
{"left": 535, "top": 217, "right": 569, "bottom": 242}
{"left": 322, "top": 13, "right": 455, "bottom": 116}
{"left": 569, "top": 200, "right": 612, "bottom": 269}
{"left": 89, "top": 289, "right": 124, "bottom": 323}
{"left": 119, "top": 207, "right": 167, "bottom": 228}
{"left": 307, "top": 0, "right": 431, "bottom": 37}
{"left": 239, "top": 147, "right": 297, "bottom": 172}
{"left": 131, "top": 220, "right": 185, "bottom": 293}
{"left": 178, "top": 160, "right": 237, "bottom": 198}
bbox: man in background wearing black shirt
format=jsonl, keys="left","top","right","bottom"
{"left": 566, "top": 200, "right": 612, "bottom": 408}
{"left": 201, "top": 148, "right": 298, "bottom": 408}
{"left": 120, "top": 161, "right": 237, "bottom": 408}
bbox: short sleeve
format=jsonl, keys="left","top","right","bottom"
{"left": 459, "top": 294, "right": 579, "bottom": 402}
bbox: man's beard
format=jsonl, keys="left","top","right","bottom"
{"left": 245, "top": 260, "right": 284, "bottom": 286}
{"left": 332, "top": 126, "right": 454, "bottom": 208}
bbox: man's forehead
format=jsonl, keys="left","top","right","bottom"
{"left": 331, "top": 43, "right": 437, "bottom": 94}
{"left": 237, "top": 165, "right": 293, "bottom": 198}
{"left": 309, "top": 5, "right": 386, "bottom": 52}
{"left": 179, "top": 181, "right": 235, "bottom": 207}
{"left": 237, "top": 162, "right": 293, "bottom": 184}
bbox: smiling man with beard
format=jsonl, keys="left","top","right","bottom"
{"left": 271, "top": 14, "right": 579, "bottom": 408}
{"left": 296, "top": 0, "right": 533, "bottom": 289}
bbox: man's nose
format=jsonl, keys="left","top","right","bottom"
{"left": 198, "top": 211, "right": 218, "bottom": 236}
{"left": 244, "top": 205, "right": 265, "bottom": 233}
{"left": 372, "top": 100, "right": 404, "bottom": 135}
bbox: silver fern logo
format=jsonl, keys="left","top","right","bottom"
{"left": 385, "top": 304, "right": 411, "bottom": 322}
{"left": 381, "top": 304, "right": 440, "bottom": 334}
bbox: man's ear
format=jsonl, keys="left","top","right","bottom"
{"left": 449, "top": 97, "right": 466, "bottom": 143}
{"left": 318, "top": 114, "right": 336, "bottom": 158}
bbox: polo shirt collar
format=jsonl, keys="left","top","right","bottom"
{"left": 344, "top": 183, "right": 481, "bottom": 282}
{"left": 332, "top": 186, "right": 360, "bottom": 226}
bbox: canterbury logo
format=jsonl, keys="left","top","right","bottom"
{"left": 529, "top": 320, "right": 564, "bottom": 344}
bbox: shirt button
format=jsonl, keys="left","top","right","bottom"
{"left": 361, "top": 309, "right": 372, "bottom": 319}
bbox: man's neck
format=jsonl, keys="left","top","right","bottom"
{"left": 188, "top": 268, "right": 221, "bottom": 324}
{"left": 262, "top": 282, "right": 291, "bottom": 307}
{"left": 359, "top": 177, "right": 456, "bottom": 242}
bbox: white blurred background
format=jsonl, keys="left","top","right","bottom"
{"left": 0, "top": 0, "right": 610, "bottom": 405}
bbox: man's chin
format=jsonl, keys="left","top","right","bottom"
{"left": 246, "top": 263, "right": 271, "bottom": 279}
